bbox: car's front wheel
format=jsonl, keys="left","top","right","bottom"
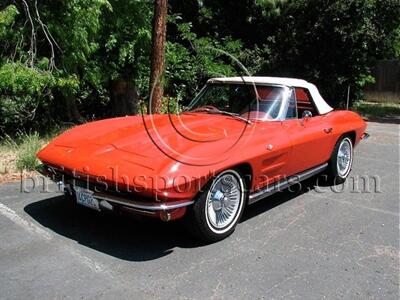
{"left": 186, "top": 169, "right": 246, "bottom": 243}
{"left": 327, "top": 135, "right": 354, "bottom": 184}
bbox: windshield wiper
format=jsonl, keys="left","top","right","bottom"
{"left": 187, "top": 107, "right": 251, "bottom": 124}
{"left": 206, "top": 109, "right": 251, "bottom": 124}
{"left": 217, "top": 110, "right": 252, "bottom": 124}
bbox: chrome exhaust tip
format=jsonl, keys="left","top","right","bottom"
{"left": 361, "top": 132, "right": 370, "bottom": 140}
{"left": 99, "top": 200, "right": 114, "bottom": 211}
{"left": 160, "top": 210, "right": 171, "bottom": 222}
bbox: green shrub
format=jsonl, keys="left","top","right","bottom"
{"left": 1, "top": 128, "right": 68, "bottom": 172}
{"left": 14, "top": 133, "right": 43, "bottom": 171}
{"left": 2, "top": 132, "right": 44, "bottom": 172}
{"left": 0, "top": 63, "right": 55, "bottom": 135}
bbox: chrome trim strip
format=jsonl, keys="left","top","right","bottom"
{"left": 248, "top": 163, "right": 328, "bottom": 205}
{"left": 92, "top": 192, "right": 194, "bottom": 212}
{"left": 119, "top": 206, "right": 157, "bottom": 216}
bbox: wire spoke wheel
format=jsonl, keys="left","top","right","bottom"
{"left": 186, "top": 169, "right": 246, "bottom": 242}
{"left": 336, "top": 138, "right": 353, "bottom": 177}
{"left": 205, "top": 170, "right": 244, "bottom": 234}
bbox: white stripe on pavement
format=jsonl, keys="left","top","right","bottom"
{"left": 0, "top": 202, "right": 52, "bottom": 240}
{"left": 0, "top": 202, "right": 109, "bottom": 275}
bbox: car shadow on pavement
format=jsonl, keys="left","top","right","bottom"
{"left": 240, "top": 175, "right": 322, "bottom": 222}
{"left": 24, "top": 175, "right": 324, "bottom": 262}
{"left": 24, "top": 195, "right": 203, "bottom": 261}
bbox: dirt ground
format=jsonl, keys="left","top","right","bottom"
{"left": 0, "top": 150, "right": 36, "bottom": 184}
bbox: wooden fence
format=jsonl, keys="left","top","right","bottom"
{"left": 366, "top": 60, "right": 400, "bottom": 103}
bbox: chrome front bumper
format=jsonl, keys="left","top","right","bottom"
{"left": 63, "top": 182, "right": 194, "bottom": 216}
{"left": 37, "top": 164, "right": 195, "bottom": 221}
{"left": 92, "top": 190, "right": 194, "bottom": 212}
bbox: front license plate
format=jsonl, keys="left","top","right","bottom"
{"left": 76, "top": 189, "right": 99, "bottom": 211}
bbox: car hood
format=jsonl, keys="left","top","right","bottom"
{"left": 38, "top": 113, "right": 251, "bottom": 174}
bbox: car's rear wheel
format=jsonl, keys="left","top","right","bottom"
{"left": 327, "top": 135, "right": 354, "bottom": 184}
{"left": 186, "top": 169, "right": 246, "bottom": 243}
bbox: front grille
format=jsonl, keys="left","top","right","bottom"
{"left": 41, "top": 163, "right": 154, "bottom": 202}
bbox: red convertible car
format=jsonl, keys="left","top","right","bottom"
{"left": 37, "top": 77, "right": 368, "bottom": 242}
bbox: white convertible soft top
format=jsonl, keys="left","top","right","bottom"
{"left": 208, "top": 76, "right": 333, "bottom": 114}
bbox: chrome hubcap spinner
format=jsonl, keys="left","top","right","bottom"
{"left": 207, "top": 173, "right": 241, "bottom": 229}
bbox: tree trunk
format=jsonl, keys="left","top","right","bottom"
{"left": 66, "top": 94, "right": 83, "bottom": 122}
{"left": 56, "top": 92, "right": 83, "bottom": 124}
{"left": 110, "top": 79, "right": 139, "bottom": 116}
{"left": 149, "top": 0, "right": 168, "bottom": 114}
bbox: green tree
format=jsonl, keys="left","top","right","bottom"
{"left": 0, "top": 0, "right": 110, "bottom": 134}
{"left": 264, "top": 0, "right": 400, "bottom": 105}
{"left": 1, "top": 0, "right": 399, "bottom": 135}
{"left": 99, "top": 0, "right": 152, "bottom": 116}
{"left": 0, "top": 0, "right": 152, "bottom": 134}
{"left": 170, "top": 0, "right": 400, "bottom": 106}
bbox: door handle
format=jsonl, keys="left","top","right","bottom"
{"left": 324, "top": 127, "right": 333, "bottom": 134}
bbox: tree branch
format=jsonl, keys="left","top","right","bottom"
{"left": 21, "top": 0, "right": 36, "bottom": 67}
{"left": 33, "top": 0, "right": 55, "bottom": 71}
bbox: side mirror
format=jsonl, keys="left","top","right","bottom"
{"left": 301, "top": 110, "right": 312, "bottom": 125}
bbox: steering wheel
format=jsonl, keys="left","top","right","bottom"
{"left": 240, "top": 111, "right": 273, "bottom": 120}
{"left": 192, "top": 105, "right": 219, "bottom": 112}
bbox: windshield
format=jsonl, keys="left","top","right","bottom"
{"left": 186, "top": 83, "right": 288, "bottom": 121}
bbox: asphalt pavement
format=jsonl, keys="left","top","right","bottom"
{"left": 0, "top": 121, "right": 399, "bottom": 299}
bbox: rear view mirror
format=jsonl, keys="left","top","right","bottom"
{"left": 301, "top": 110, "right": 312, "bottom": 125}
{"left": 302, "top": 110, "right": 312, "bottom": 119}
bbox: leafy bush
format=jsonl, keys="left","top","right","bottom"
{"left": 165, "top": 21, "right": 246, "bottom": 102}
{"left": 0, "top": 4, "right": 18, "bottom": 38}
{"left": 0, "top": 0, "right": 399, "bottom": 137}
{"left": 0, "top": 62, "right": 55, "bottom": 135}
